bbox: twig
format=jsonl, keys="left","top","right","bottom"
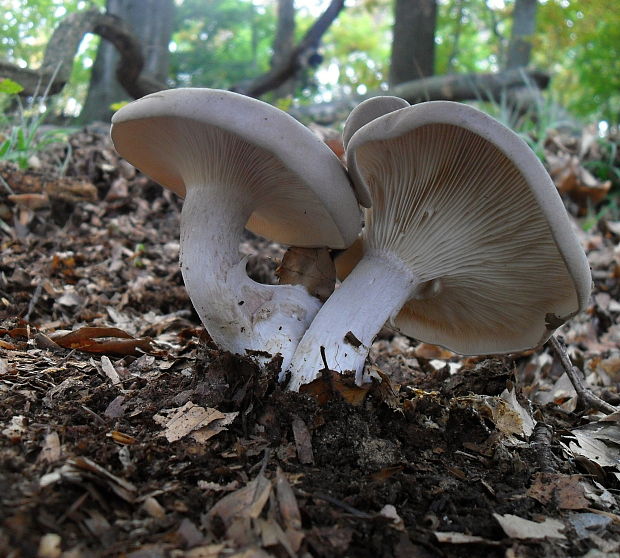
{"left": 530, "top": 422, "right": 556, "bottom": 473}
{"left": 26, "top": 282, "right": 43, "bottom": 322}
{"left": 548, "top": 335, "right": 617, "bottom": 415}
{"left": 303, "top": 490, "right": 373, "bottom": 519}
{"left": 0, "top": 174, "right": 15, "bottom": 195}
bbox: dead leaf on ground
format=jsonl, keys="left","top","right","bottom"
{"left": 51, "top": 326, "right": 155, "bottom": 356}
{"left": 276, "top": 246, "right": 336, "bottom": 302}
{"left": 40, "top": 456, "right": 136, "bottom": 503}
{"left": 527, "top": 473, "right": 589, "bottom": 510}
{"left": 206, "top": 474, "right": 271, "bottom": 528}
{"left": 493, "top": 513, "right": 566, "bottom": 540}
{"left": 37, "top": 431, "right": 62, "bottom": 464}
{"left": 453, "top": 395, "right": 527, "bottom": 437}
{"left": 291, "top": 416, "right": 314, "bottom": 465}
{"left": 434, "top": 531, "right": 500, "bottom": 545}
{"left": 300, "top": 370, "right": 371, "bottom": 406}
{"left": 415, "top": 342, "right": 455, "bottom": 360}
{"left": 153, "top": 402, "right": 237, "bottom": 443}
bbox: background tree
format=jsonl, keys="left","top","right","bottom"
{"left": 80, "top": 0, "right": 174, "bottom": 122}
{"left": 505, "top": 0, "right": 537, "bottom": 69}
{"left": 389, "top": 0, "right": 437, "bottom": 86}
{"left": 2, "top": 0, "right": 620, "bottom": 125}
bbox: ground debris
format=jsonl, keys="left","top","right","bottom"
{"left": 1, "top": 125, "right": 620, "bottom": 557}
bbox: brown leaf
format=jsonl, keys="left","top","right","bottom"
{"left": 153, "top": 402, "right": 229, "bottom": 443}
{"left": 527, "top": 473, "right": 589, "bottom": 510}
{"left": 291, "top": 416, "right": 314, "bottom": 465}
{"left": 108, "top": 431, "right": 137, "bottom": 445}
{"left": 206, "top": 474, "right": 272, "bottom": 528}
{"left": 51, "top": 326, "right": 154, "bottom": 356}
{"left": 277, "top": 247, "right": 335, "bottom": 302}
{"left": 8, "top": 193, "right": 49, "bottom": 209}
{"left": 300, "top": 370, "right": 370, "bottom": 407}
{"left": 415, "top": 342, "right": 455, "bottom": 360}
{"left": 276, "top": 468, "right": 302, "bottom": 531}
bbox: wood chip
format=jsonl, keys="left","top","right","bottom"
{"left": 291, "top": 416, "right": 314, "bottom": 465}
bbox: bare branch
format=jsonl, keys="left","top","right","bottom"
{"left": 548, "top": 335, "right": 617, "bottom": 415}
{"left": 235, "top": 0, "right": 345, "bottom": 98}
{"left": 3, "top": 8, "right": 166, "bottom": 99}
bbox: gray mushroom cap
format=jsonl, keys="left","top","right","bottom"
{"left": 111, "top": 88, "right": 361, "bottom": 249}
{"left": 344, "top": 100, "right": 592, "bottom": 355}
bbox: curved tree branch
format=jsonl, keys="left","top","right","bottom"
{"left": 2, "top": 8, "right": 166, "bottom": 99}
{"left": 234, "top": 0, "right": 346, "bottom": 98}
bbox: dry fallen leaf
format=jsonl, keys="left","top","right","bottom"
{"left": 527, "top": 473, "right": 589, "bottom": 510}
{"left": 51, "top": 326, "right": 154, "bottom": 356}
{"left": 153, "top": 402, "right": 237, "bottom": 443}
{"left": 454, "top": 395, "right": 526, "bottom": 437}
{"left": 415, "top": 342, "right": 455, "bottom": 360}
{"left": 37, "top": 431, "right": 62, "bottom": 464}
{"left": 206, "top": 474, "right": 272, "bottom": 528}
{"left": 291, "top": 416, "right": 314, "bottom": 465}
{"left": 434, "top": 531, "right": 499, "bottom": 545}
{"left": 300, "top": 370, "right": 370, "bottom": 407}
{"left": 493, "top": 513, "right": 566, "bottom": 540}
{"left": 277, "top": 246, "right": 336, "bottom": 302}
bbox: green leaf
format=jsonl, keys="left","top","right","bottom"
{"left": 0, "top": 78, "right": 24, "bottom": 95}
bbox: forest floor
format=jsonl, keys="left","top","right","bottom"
{"left": 1, "top": 124, "right": 620, "bottom": 558}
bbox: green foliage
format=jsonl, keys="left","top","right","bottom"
{"left": 535, "top": 1, "right": 620, "bottom": 124}
{"left": 170, "top": 0, "right": 277, "bottom": 90}
{"left": 0, "top": 79, "right": 24, "bottom": 95}
{"left": 320, "top": 2, "right": 391, "bottom": 99}
{"left": 0, "top": 82, "right": 70, "bottom": 169}
{"left": 435, "top": 0, "right": 509, "bottom": 75}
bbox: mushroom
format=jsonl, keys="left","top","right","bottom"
{"left": 286, "top": 98, "right": 591, "bottom": 390}
{"left": 111, "top": 88, "right": 361, "bottom": 368}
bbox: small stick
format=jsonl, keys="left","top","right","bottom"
{"left": 548, "top": 335, "right": 616, "bottom": 415}
{"left": 530, "top": 422, "right": 556, "bottom": 473}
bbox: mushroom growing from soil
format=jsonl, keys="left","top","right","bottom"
{"left": 285, "top": 98, "right": 591, "bottom": 391}
{"left": 111, "top": 88, "right": 360, "bottom": 368}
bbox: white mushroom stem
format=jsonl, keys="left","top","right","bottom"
{"left": 286, "top": 252, "right": 423, "bottom": 391}
{"left": 180, "top": 184, "right": 322, "bottom": 369}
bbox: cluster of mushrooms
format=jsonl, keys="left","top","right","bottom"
{"left": 111, "top": 88, "right": 591, "bottom": 392}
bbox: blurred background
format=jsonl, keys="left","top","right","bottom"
{"left": 1, "top": 0, "right": 618, "bottom": 125}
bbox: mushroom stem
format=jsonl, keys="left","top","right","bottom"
{"left": 180, "top": 184, "right": 322, "bottom": 368}
{"left": 285, "top": 252, "right": 420, "bottom": 390}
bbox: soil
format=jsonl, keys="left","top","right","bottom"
{"left": 1, "top": 126, "right": 619, "bottom": 558}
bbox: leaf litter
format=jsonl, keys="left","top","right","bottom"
{"left": 0, "top": 125, "right": 619, "bottom": 557}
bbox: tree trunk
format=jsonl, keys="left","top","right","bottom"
{"left": 389, "top": 0, "right": 437, "bottom": 87}
{"left": 270, "top": 0, "right": 297, "bottom": 99}
{"left": 80, "top": 0, "right": 174, "bottom": 123}
{"left": 505, "top": 0, "right": 537, "bottom": 69}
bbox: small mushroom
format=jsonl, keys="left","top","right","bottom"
{"left": 286, "top": 98, "right": 591, "bottom": 390}
{"left": 111, "top": 88, "right": 360, "bottom": 368}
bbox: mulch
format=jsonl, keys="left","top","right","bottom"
{"left": 1, "top": 124, "right": 619, "bottom": 558}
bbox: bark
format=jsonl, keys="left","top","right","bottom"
{"left": 389, "top": 0, "right": 438, "bottom": 86}
{"left": 270, "top": 0, "right": 297, "bottom": 99}
{"left": 505, "top": 0, "right": 538, "bottom": 69}
{"left": 235, "top": 0, "right": 345, "bottom": 98}
{"left": 81, "top": 0, "right": 174, "bottom": 123}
